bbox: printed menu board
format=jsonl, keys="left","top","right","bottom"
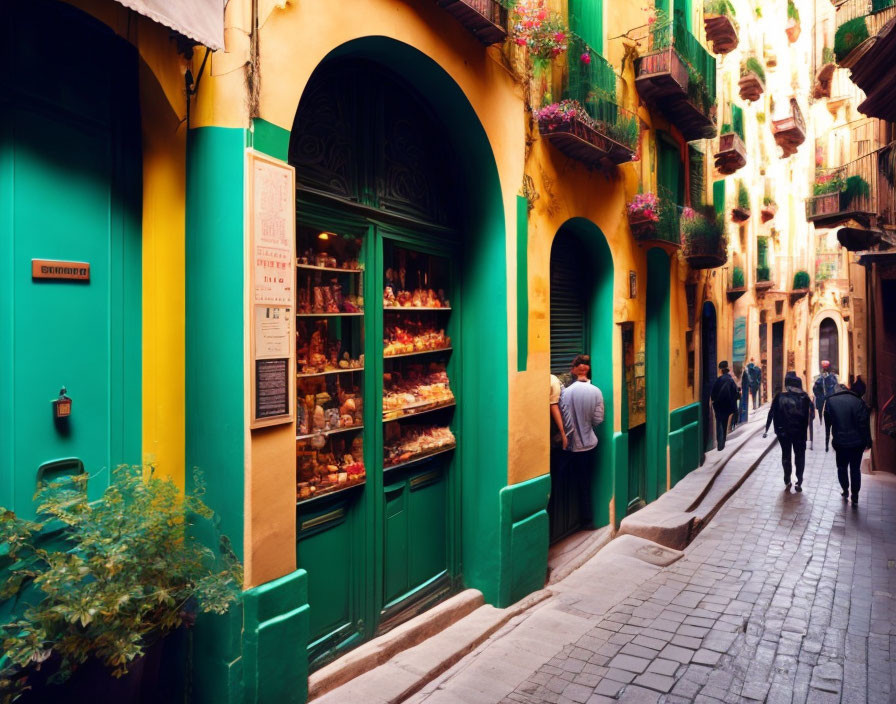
{"left": 247, "top": 150, "right": 296, "bottom": 428}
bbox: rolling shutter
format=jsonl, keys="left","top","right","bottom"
{"left": 550, "top": 231, "right": 588, "bottom": 375}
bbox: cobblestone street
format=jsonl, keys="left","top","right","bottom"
{"left": 500, "top": 438, "right": 895, "bottom": 704}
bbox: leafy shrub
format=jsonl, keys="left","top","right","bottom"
{"left": 793, "top": 270, "right": 810, "bottom": 289}
{"left": 843, "top": 175, "right": 870, "bottom": 205}
{"left": 787, "top": 0, "right": 800, "bottom": 23}
{"left": 736, "top": 181, "right": 750, "bottom": 211}
{"left": 682, "top": 206, "right": 727, "bottom": 250}
{"left": 705, "top": 0, "right": 738, "bottom": 22}
{"left": 763, "top": 195, "right": 776, "bottom": 207}
{"left": 0, "top": 466, "right": 242, "bottom": 693}
{"left": 834, "top": 17, "right": 869, "bottom": 63}
{"left": 756, "top": 264, "right": 771, "bottom": 282}
{"left": 742, "top": 56, "right": 766, "bottom": 83}
{"left": 732, "top": 266, "right": 745, "bottom": 288}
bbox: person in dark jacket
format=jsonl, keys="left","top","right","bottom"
{"left": 824, "top": 384, "right": 872, "bottom": 505}
{"left": 851, "top": 374, "right": 867, "bottom": 399}
{"left": 813, "top": 360, "right": 838, "bottom": 425}
{"left": 763, "top": 372, "right": 813, "bottom": 491}
{"left": 710, "top": 361, "right": 740, "bottom": 451}
{"left": 746, "top": 358, "right": 762, "bottom": 410}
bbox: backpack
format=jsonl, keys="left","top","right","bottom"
{"left": 823, "top": 374, "right": 838, "bottom": 397}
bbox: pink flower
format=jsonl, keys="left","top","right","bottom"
{"left": 580, "top": 52, "right": 591, "bottom": 64}
{"left": 515, "top": 37, "right": 527, "bottom": 46}
{"left": 648, "top": 15, "right": 656, "bottom": 24}
{"left": 555, "top": 32, "right": 566, "bottom": 42}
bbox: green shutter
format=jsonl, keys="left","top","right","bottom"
{"left": 569, "top": 0, "right": 604, "bottom": 53}
{"left": 713, "top": 180, "right": 726, "bottom": 217}
{"left": 550, "top": 232, "right": 588, "bottom": 375}
{"left": 688, "top": 144, "right": 705, "bottom": 208}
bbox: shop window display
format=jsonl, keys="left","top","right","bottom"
{"left": 296, "top": 224, "right": 366, "bottom": 502}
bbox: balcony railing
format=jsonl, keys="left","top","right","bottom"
{"left": 634, "top": 17, "right": 717, "bottom": 141}
{"left": 806, "top": 149, "right": 881, "bottom": 227}
{"left": 834, "top": 0, "right": 896, "bottom": 118}
{"left": 436, "top": 0, "right": 508, "bottom": 44}
{"left": 538, "top": 40, "right": 638, "bottom": 166}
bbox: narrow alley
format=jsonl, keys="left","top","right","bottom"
{"left": 407, "top": 428, "right": 895, "bottom": 704}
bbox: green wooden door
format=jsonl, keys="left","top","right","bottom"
{"left": 0, "top": 1, "right": 141, "bottom": 517}
{"left": 646, "top": 249, "right": 671, "bottom": 502}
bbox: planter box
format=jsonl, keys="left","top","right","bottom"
{"left": 760, "top": 204, "right": 777, "bottom": 223}
{"left": 738, "top": 71, "right": 765, "bottom": 102}
{"left": 436, "top": 0, "right": 507, "bottom": 45}
{"left": 704, "top": 14, "right": 739, "bottom": 54}
{"left": 539, "top": 114, "right": 636, "bottom": 167}
{"left": 789, "top": 287, "right": 810, "bottom": 303}
{"left": 772, "top": 102, "right": 806, "bottom": 158}
{"left": 731, "top": 207, "right": 751, "bottom": 223}
{"left": 806, "top": 192, "right": 841, "bottom": 221}
{"left": 714, "top": 132, "right": 747, "bottom": 175}
{"left": 727, "top": 286, "right": 747, "bottom": 301}
{"left": 786, "top": 18, "right": 801, "bottom": 43}
{"left": 628, "top": 213, "right": 680, "bottom": 246}
{"left": 755, "top": 279, "right": 773, "bottom": 291}
{"left": 684, "top": 240, "right": 727, "bottom": 269}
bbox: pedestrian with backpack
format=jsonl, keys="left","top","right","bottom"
{"left": 812, "top": 360, "right": 838, "bottom": 425}
{"left": 824, "top": 384, "right": 872, "bottom": 506}
{"left": 763, "top": 371, "right": 813, "bottom": 492}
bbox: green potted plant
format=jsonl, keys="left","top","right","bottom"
{"left": 0, "top": 466, "right": 242, "bottom": 702}
{"left": 683, "top": 206, "right": 728, "bottom": 269}
{"left": 761, "top": 195, "right": 777, "bottom": 222}
{"left": 793, "top": 270, "right": 810, "bottom": 290}
{"left": 834, "top": 16, "right": 869, "bottom": 64}
{"left": 786, "top": 0, "right": 801, "bottom": 43}
{"left": 732, "top": 180, "right": 751, "bottom": 221}
{"left": 739, "top": 57, "right": 765, "bottom": 102}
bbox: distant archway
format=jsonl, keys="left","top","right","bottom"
{"left": 819, "top": 317, "right": 840, "bottom": 373}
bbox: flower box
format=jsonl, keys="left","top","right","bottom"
{"left": 786, "top": 18, "right": 801, "bottom": 43}
{"left": 684, "top": 240, "right": 727, "bottom": 269}
{"left": 760, "top": 204, "right": 777, "bottom": 223}
{"left": 731, "top": 206, "right": 751, "bottom": 222}
{"left": 714, "top": 132, "right": 747, "bottom": 175}
{"left": 738, "top": 71, "right": 765, "bottom": 102}
{"left": 704, "top": 14, "right": 739, "bottom": 54}
{"left": 538, "top": 109, "right": 636, "bottom": 167}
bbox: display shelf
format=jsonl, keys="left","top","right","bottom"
{"left": 296, "top": 480, "right": 365, "bottom": 506}
{"left": 297, "top": 312, "right": 364, "bottom": 318}
{"left": 383, "top": 400, "right": 456, "bottom": 423}
{"left": 297, "top": 425, "right": 364, "bottom": 442}
{"left": 384, "top": 346, "right": 453, "bottom": 360}
{"left": 297, "top": 367, "right": 364, "bottom": 378}
{"left": 384, "top": 444, "right": 457, "bottom": 472}
{"left": 384, "top": 306, "right": 452, "bottom": 312}
{"left": 297, "top": 263, "right": 363, "bottom": 274}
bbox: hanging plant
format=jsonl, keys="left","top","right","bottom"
{"left": 793, "top": 270, "right": 810, "bottom": 290}
{"left": 511, "top": 0, "right": 570, "bottom": 69}
{"left": 834, "top": 17, "right": 869, "bottom": 63}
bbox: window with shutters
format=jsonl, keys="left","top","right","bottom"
{"left": 550, "top": 230, "right": 589, "bottom": 376}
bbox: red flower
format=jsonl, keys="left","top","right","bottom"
{"left": 580, "top": 52, "right": 591, "bottom": 64}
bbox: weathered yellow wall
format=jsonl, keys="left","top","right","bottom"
{"left": 63, "top": 0, "right": 189, "bottom": 486}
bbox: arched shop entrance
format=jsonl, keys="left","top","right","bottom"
{"left": 819, "top": 317, "right": 840, "bottom": 373}
{"left": 547, "top": 219, "right": 614, "bottom": 542}
{"left": 1, "top": 0, "right": 142, "bottom": 516}
{"left": 289, "top": 44, "right": 506, "bottom": 669}
{"left": 701, "top": 302, "right": 718, "bottom": 453}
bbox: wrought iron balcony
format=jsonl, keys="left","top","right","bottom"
{"left": 834, "top": 0, "right": 896, "bottom": 118}
{"left": 436, "top": 0, "right": 507, "bottom": 45}
{"left": 635, "top": 19, "right": 717, "bottom": 141}
{"left": 806, "top": 150, "right": 880, "bottom": 230}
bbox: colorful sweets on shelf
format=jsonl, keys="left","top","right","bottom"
{"left": 296, "top": 434, "right": 365, "bottom": 500}
{"left": 383, "top": 363, "right": 454, "bottom": 418}
{"left": 383, "top": 314, "right": 450, "bottom": 356}
{"left": 383, "top": 424, "right": 456, "bottom": 467}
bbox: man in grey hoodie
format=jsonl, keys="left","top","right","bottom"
{"left": 559, "top": 355, "right": 605, "bottom": 528}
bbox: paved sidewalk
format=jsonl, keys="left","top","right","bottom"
{"left": 413, "top": 436, "right": 896, "bottom": 703}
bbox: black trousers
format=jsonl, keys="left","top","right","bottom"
{"left": 570, "top": 448, "right": 595, "bottom": 526}
{"left": 715, "top": 411, "right": 731, "bottom": 451}
{"left": 778, "top": 436, "right": 806, "bottom": 485}
{"left": 835, "top": 446, "right": 864, "bottom": 497}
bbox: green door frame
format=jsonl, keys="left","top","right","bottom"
{"left": 646, "top": 248, "right": 671, "bottom": 502}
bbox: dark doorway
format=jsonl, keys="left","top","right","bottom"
{"left": 819, "top": 317, "right": 840, "bottom": 373}
{"left": 759, "top": 321, "right": 768, "bottom": 404}
{"left": 548, "top": 228, "right": 589, "bottom": 543}
{"left": 701, "top": 302, "right": 718, "bottom": 453}
{"left": 772, "top": 321, "right": 785, "bottom": 395}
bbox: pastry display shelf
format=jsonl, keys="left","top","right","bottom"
{"left": 296, "top": 425, "right": 364, "bottom": 442}
{"left": 296, "top": 480, "right": 365, "bottom": 507}
{"left": 384, "top": 306, "right": 452, "bottom": 312}
{"left": 383, "top": 400, "right": 456, "bottom": 423}
{"left": 297, "top": 263, "right": 363, "bottom": 274}
{"left": 297, "top": 367, "right": 364, "bottom": 379}
{"left": 384, "top": 346, "right": 453, "bottom": 360}
{"left": 297, "top": 312, "right": 364, "bottom": 318}
{"left": 383, "top": 443, "right": 457, "bottom": 473}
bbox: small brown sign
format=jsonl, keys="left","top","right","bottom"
{"left": 32, "top": 259, "right": 90, "bottom": 281}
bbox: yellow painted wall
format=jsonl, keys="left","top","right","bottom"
{"left": 62, "top": 0, "right": 189, "bottom": 486}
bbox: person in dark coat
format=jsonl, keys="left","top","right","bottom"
{"left": 746, "top": 358, "right": 762, "bottom": 410}
{"left": 824, "top": 384, "right": 872, "bottom": 505}
{"left": 851, "top": 374, "right": 867, "bottom": 399}
{"left": 763, "top": 371, "right": 813, "bottom": 491}
{"left": 710, "top": 361, "right": 740, "bottom": 451}
{"left": 812, "top": 360, "right": 838, "bottom": 425}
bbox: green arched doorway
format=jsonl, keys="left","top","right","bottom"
{"left": 548, "top": 219, "right": 615, "bottom": 537}
{"left": 288, "top": 39, "right": 508, "bottom": 668}
{"left": 646, "top": 248, "right": 671, "bottom": 502}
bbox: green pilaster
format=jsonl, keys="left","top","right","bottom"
{"left": 646, "top": 248, "right": 671, "bottom": 502}
{"left": 517, "top": 195, "right": 529, "bottom": 372}
{"left": 186, "top": 126, "right": 248, "bottom": 704}
{"left": 498, "top": 475, "right": 550, "bottom": 607}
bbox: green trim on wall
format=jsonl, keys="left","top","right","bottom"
{"left": 243, "top": 569, "right": 310, "bottom": 704}
{"left": 569, "top": 0, "right": 604, "bottom": 54}
{"left": 612, "top": 432, "right": 628, "bottom": 528}
{"left": 186, "top": 126, "right": 247, "bottom": 704}
{"left": 669, "top": 402, "right": 700, "bottom": 486}
{"left": 646, "top": 248, "right": 671, "bottom": 502}
{"left": 516, "top": 195, "right": 528, "bottom": 372}
{"left": 251, "top": 118, "right": 291, "bottom": 161}
{"left": 498, "top": 474, "right": 550, "bottom": 606}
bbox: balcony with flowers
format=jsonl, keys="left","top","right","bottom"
{"left": 806, "top": 152, "right": 877, "bottom": 229}
{"left": 833, "top": 0, "right": 896, "bottom": 118}
{"left": 634, "top": 15, "right": 717, "bottom": 141}
{"left": 536, "top": 36, "right": 639, "bottom": 167}
{"left": 703, "top": 0, "right": 739, "bottom": 54}
{"left": 437, "top": 0, "right": 508, "bottom": 44}
{"left": 714, "top": 104, "right": 746, "bottom": 175}
{"left": 627, "top": 192, "right": 681, "bottom": 246}
{"left": 682, "top": 206, "right": 728, "bottom": 268}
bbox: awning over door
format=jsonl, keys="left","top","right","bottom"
{"left": 113, "top": 0, "right": 224, "bottom": 50}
